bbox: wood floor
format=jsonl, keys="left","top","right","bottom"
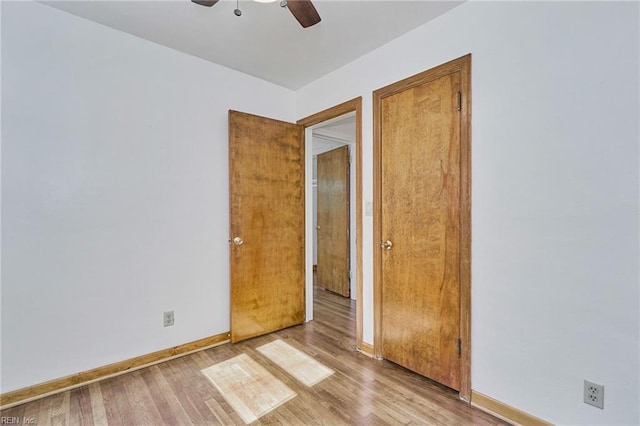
{"left": 1, "top": 288, "right": 506, "bottom": 425}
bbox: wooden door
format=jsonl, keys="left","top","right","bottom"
{"left": 376, "top": 57, "right": 470, "bottom": 392}
{"left": 316, "top": 146, "right": 350, "bottom": 297}
{"left": 229, "top": 110, "right": 305, "bottom": 343}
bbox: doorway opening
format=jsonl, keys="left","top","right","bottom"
{"left": 313, "top": 117, "right": 354, "bottom": 298}
{"left": 298, "top": 97, "right": 365, "bottom": 353}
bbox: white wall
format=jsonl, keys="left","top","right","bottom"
{"left": 297, "top": 1, "right": 639, "bottom": 425}
{"left": 1, "top": 1, "right": 295, "bottom": 393}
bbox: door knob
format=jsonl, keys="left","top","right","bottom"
{"left": 316, "top": 225, "right": 320, "bottom": 231}
{"left": 233, "top": 237, "right": 244, "bottom": 246}
{"left": 380, "top": 240, "right": 393, "bottom": 250}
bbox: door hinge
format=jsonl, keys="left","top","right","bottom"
{"left": 348, "top": 155, "right": 352, "bottom": 166}
{"left": 456, "top": 338, "right": 462, "bottom": 358}
{"left": 456, "top": 91, "right": 462, "bottom": 112}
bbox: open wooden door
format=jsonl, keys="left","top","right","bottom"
{"left": 229, "top": 110, "right": 305, "bottom": 343}
{"left": 316, "top": 146, "right": 350, "bottom": 297}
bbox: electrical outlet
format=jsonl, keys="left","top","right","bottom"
{"left": 584, "top": 380, "right": 604, "bottom": 409}
{"left": 163, "top": 311, "right": 175, "bottom": 327}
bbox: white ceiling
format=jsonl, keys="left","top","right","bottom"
{"left": 42, "top": 0, "right": 464, "bottom": 90}
{"left": 312, "top": 113, "right": 355, "bottom": 155}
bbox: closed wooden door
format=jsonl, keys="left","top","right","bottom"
{"left": 316, "top": 146, "right": 350, "bottom": 297}
{"left": 229, "top": 110, "right": 305, "bottom": 343}
{"left": 376, "top": 57, "right": 470, "bottom": 392}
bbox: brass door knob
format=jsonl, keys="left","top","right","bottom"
{"left": 380, "top": 240, "right": 393, "bottom": 250}
{"left": 233, "top": 237, "right": 244, "bottom": 246}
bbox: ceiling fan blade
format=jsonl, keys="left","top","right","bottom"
{"left": 286, "top": 0, "right": 321, "bottom": 28}
{"left": 192, "top": 0, "right": 219, "bottom": 7}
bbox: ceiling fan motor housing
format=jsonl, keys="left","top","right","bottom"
{"left": 191, "top": 0, "right": 320, "bottom": 28}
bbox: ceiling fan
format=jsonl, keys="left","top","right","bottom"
{"left": 192, "top": 0, "right": 321, "bottom": 29}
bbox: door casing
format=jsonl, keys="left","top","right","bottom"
{"left": 372, "top": 55, "right": 472, "bottom": 400}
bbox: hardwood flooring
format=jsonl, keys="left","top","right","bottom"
{"left": 256, "top": 339, "right": 334, "bottom": 387}
{"left": 1, "top": 288, "right": 506, "bottom": 425}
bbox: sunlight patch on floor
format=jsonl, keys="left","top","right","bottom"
{"left": 257, "top": 339, "right": 334, "bottom": 387}
{"left": 201, "top": 353, "right": 296, "bottom": 424}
